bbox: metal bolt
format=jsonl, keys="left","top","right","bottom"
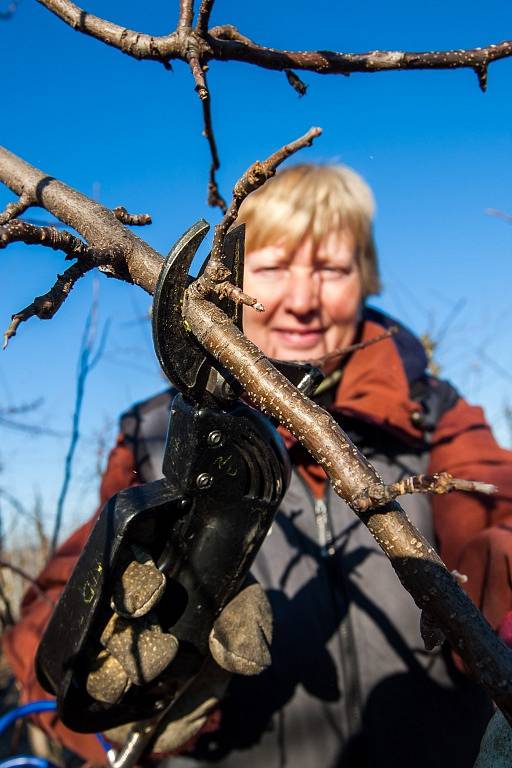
{"left": 196, "top": 472, "right": 213, "bottom": 489}
{"left": 208, "top": 430, "right": 223, "bottom": 446}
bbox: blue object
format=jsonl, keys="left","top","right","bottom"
{"left": 0, "top": 703, "right": 57, "bottom": 736}
{"left": 0, "top": 699, "right": 111, "bottom": 761}
{"left": 0, "top": 757, "right": 58, "bottom": 768}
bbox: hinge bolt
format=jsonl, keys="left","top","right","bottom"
{"left": 196, "top": 472, "right": 213, "bottom": 489}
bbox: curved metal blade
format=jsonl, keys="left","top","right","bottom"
{"left": 152, "top": 219, "right": 210, "bottom": 394}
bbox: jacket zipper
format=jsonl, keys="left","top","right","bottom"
{"left": 296, "top": 471, "right": 363, "bottom": 738}
{"left": 313, "top": 497, "right": 336, "bottom": 559}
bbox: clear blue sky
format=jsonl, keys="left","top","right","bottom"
{"left": 0, "top": 1, "right": 511, "bottom": 544}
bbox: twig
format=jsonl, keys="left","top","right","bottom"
{"left": 486, "top": 208, "right": 512, "bottom": 224}
{"left": 210, "top": 126, "right": 322, "bottom": 263}
{"left": 189, "top": 127, "right": 322, "bottom": 307}
{"left": 178, "top": 0, "right": 194, "bottom": 30}
{"left": 50, "top": 280, "right": 108, "bottom": 553}
{"left": 200, "top": 77, "right": 226, "bottom": 212}
{"left": 0, "top": 192, "right": 33, "bottom": 225}
{"left": 352, "top": 472, "right": 497, "bottom": 513}
{"left": 3, "top": 254, "right": 110, "bottom": 349}
{"left": 285, "top": 70, "right": 308, "bottom": 96}
{"left": 0, "top": 219, "right": 107, "bottom": 260}
{"left": 0, "top": 397, "right": 44, "bottom": 416}
{"left": 196, "top": 0, "right": 215, "bottom": 35}
{"left": 0, "top": 559, "right": 55, "bottom": 606}
{"left": 308, "top": 326, "right": 398, "bottom": 366}
{"left": 113, "top": 206, "right": 152, "bottom": 226}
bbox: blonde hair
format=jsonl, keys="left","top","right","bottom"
{"left": 235, "top": 163, "right": 381, "bottom": 297}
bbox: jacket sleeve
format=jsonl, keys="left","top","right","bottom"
{"left": 2, "top": 433, "right": 138, "bottom": 765}
{"left": 429, "top": 397, "right": 512, "bottom": 630}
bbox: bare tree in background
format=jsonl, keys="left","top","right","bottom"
{"left": 1, "top": 0, "right": 512, "bottom": 724}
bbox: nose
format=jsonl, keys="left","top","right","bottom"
{"left": 283, "top": 268, "right": 320, "bottom": 316}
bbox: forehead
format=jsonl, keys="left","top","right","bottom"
{"left": 246, "top": 230, "right": 355, "bottom": 265}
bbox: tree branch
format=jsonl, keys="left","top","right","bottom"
{"left": 0, "top": 146, "right": 164, "bottom": 293}
{"left": 210, "top": 126, "right": 322, "bottom": 263}
{"left": 2, "top": 144, "right": 512, "bottom": 720}
{"left": 0, "top": 559, "right": 55, "bottom": 607}
{"left": 36, "top": 1, "right": 512, "bottom": 86}
{"left": 3, "top": 255, "right": 107, "bottom": 348}
{"left": 113, "top": 206, "right": 152, "bottom": 226}
{"left": 182, "top": 289, "right": 512, "bottom": 721}
{"left": 210, "top": 35, "right": 512, "bottom": 91}
{"left": 0, "top": 192, "right": 33, "bottom": 225}
{"left": 196, "top": 0, "right": 215, "bottom": 35}
{"left": 352, "top": 472, "right": 497, "bottom": 513}
{"left": 178, "top": 0, "right": 194, "bottom": 30}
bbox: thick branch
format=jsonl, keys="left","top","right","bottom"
{"left": 0, "top": 147, "right": 163, "bottom": 294}
{"left": 2, "top": 145, "right": 512, "bottom": 719}
{"left": 211, "top": 35, "right": 512, "bottom": 88}
{"left": 37, "top": 0, "right": 182, "bottom": 61}
{"left": 36, "top": 2, "right": 512, "bottom": 84}
{"left": 182, "top": 292, "right": 512, "bottom": 720}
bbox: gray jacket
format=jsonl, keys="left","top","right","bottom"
{"left": 121, "top": 390, "right": 492, "bottom": 768}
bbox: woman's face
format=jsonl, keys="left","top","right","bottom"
{"left": 243, "top": 230, "right": 362, "bottom": 366}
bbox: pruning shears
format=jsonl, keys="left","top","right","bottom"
{"left": 35, "top": 220, "right": 323, "bottom": 760}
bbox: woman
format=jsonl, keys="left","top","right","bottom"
{"left": 5, "top": 164, "right": 512, "bottom": 767}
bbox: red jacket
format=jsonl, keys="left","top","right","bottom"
{"left": 4, "top": 315, "right": 512, "bottom": 763}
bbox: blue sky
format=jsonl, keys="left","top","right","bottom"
{"left": 0, "top": 1, "right": 511, "bottom": 543}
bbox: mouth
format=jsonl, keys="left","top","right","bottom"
{"left": 272, "top": 328, "right": 325, "bottom": 349}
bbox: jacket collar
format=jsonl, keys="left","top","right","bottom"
{"left": 333, "top": 315, "right": 424, "bottom": 443}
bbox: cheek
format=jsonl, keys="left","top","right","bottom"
{"left": 243, "top": 273, "right": 282, "bottom": 317}
{"left": 323, "top": 278, "right": 362, "bottom": 324}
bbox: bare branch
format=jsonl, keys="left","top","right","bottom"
{"left": 2, "top": 145, "right": 512, "bottom": 717}
{"left": 209, "top": 24, "right": 254, "bottom": 45}
{"left": 0, "top": 559, "right": 55, "bottom": 607}
{"left": 50, "top": 282, "right": 108, "bottom": 552}
{"left": 486, "top": 208, "right": 512, "bottom": 223}
{"left": 182, "top": 290, "right": 512, "bottom": 719}
{"left": 210, "top": 126, "right": 322, "bottom": 263}
{"left": 352, "top": 472, "right": 497, "bottom": 513}
{"left": 4, "top": 255, "right": 106, "bottom": 348}
{"left": 35, "top": 2, "right": 512, "bottom": 81}
{"left": 0, "top": 147, "right": 164, "bottom": 292}
{"left": 36, "top": 0, "right": 181, "bottom": 61}
{"left": 308, "top": 326, "right": 398, "bottom": 366}
{"left": 0, "top": 192, "right": 33, "bottom": 225}
{"left": 113, "top": 206, "right": 152, "bottom": 226}
{"left": 178, "top": 0, "right": 194, "bottom": 30}
{"left": 196, "top": 0, "right": 215, "bottom": 35}
{"left": 187, "top": 50, "right": 208, "bottom": 100}
{"left": 0, "top": 219, "right": 100, "bottom": 259}
{"left": 210, "top": 35, "right": 512, "bottom": 85}
{"left": 199, "top": 75, "right": 226, "bottom": 212}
